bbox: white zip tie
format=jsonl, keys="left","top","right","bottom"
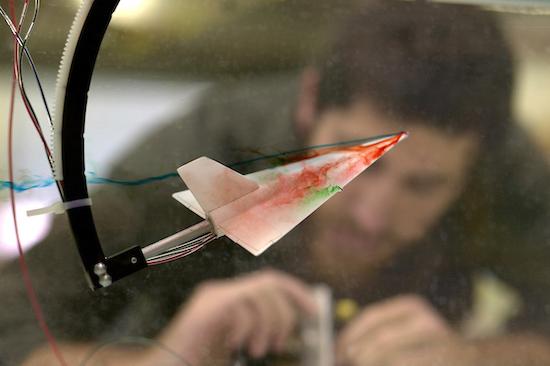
{"left": 27, "top": 198, "right": 92, "bottom": 216}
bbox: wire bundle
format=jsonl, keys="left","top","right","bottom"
{"left": 2, "top": 1, "right": 68, "bottom": 365}
{"left": 1, "top": 0, "right": 64, "bottom": 198}
{"left": 146, "top": 232, "right": 217, "bottom": 266}
{"left": 1, "top": 3, "right": 212, "bottom": 364}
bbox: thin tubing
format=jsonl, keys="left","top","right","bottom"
{"left": 147, "top": 243, "right": 209, "bottom": 266}
{"left": 149, "top": 232, "right": 216, "bottom": 257}
{"left": 6, "top": 2, "right": 67, "bottom": 365}
{"left": 1, "top": 0, "right": 64, "bottom": 198}
{"left": 142, "top": 220, "right": 213, "bottom": 259}
{"left": 146, "top": 233, "right": 217, "bottom": 263}
{"left": 1, "top": 1, "right": 52, "bottom": 125}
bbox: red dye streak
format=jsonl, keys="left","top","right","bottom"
{"left": 279, "top": 133, "right": 403, "bottom": 165}
{"left": 267, "top": 134, "right": 402, "bottom": 207}
{"left": 269, "top": 160, "right": 340, "bottom": 206}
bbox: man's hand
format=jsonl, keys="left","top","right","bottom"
{"left": 336, "top": 295, "right": 478, "bottom": 366}
{"left": 149, "top": 269, "right": 317, "bottom": 366}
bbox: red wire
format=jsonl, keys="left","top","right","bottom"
{"left": 7, "top": 1, "right": 67, "bottom": 365}
{"left": 13, "top": 48, "right": 52, "bottom": 158}
{"left": 12, "top": 0, "right": 53, "bottom": 158}
{"left": 147, "top": 244, "right": 207, "bottom": 266}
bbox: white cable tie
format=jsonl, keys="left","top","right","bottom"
{"left": 27, "top": 198, "right": 92, "bottom": 217}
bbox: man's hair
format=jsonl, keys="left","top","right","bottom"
{"left": 317, "top": 0, "right": 514, "bottom": 140}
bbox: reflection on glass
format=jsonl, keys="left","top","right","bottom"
{"left": 1, "top": 1, "right": 550, "bottom": 366}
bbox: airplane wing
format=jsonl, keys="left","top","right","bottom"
{"left": 172, "top": 132, "right": 407, "bottom": 256}
{"left": 172, "top": 189, "right": 206, "bottom": 218}
{"left": 211, "top": 183, "right": 343, "bottom": 255}
{"left": 209, "top": 132, "right": 407, "bottom": 255}
{"left": 172, "top": 167, "right": 343, "bottom": 254}
{"left": 176, "top": 156, "right": 259, "bottom": 215}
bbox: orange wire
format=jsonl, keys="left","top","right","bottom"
{"left": 7, "top": 1, "right": 67, "bottom": 365}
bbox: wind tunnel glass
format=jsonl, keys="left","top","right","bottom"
{"left": 1, "top": 1, "right": 550, "bottom": 366}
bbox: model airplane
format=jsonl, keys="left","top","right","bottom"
{"left": 141, "top": 132, "right": 408, "bottom": 264}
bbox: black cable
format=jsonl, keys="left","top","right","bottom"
{"left": 60, "top": 0, "right": 127, "bottom": 289}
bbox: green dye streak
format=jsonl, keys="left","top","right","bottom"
{"left": 303, "top": 185, "right": 343, "bottom": 206}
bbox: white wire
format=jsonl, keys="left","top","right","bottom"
{"left": 0, "top": 0, "right": 38, "bottom": 43}
{"left": 152, "top": 233, "right": 216, "bottom": 257}
{"left": 22, "top": 0, "right": 39, "bottom": 42}
{"left": 146, "top": 233, "right": 216, "bottom": 263}
{"left": 0, "top": 5, "right": 26, "bottom": 46}
{"left": 147, "top": 243, "right": 209, "bottom": 266}
{"left": 2, "top": 0, "right": 62, "bottom": 196}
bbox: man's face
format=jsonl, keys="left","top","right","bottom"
{"left": 305, "top": 101, "right": 478, "bottom": 277}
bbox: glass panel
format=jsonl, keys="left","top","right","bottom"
{"left": 1, "top": 1, "right": 550, "bottom": 365}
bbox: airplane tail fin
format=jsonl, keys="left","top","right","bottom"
{"left": 176, "top": 157, "right": 259, "bottom": 215}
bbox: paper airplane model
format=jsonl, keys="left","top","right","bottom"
{"left": 141, "top": 132, "right": 407, "bottom": 263}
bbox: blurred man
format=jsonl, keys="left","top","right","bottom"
{"left": 5, "top": 1, "right": 550, "bottom": 366}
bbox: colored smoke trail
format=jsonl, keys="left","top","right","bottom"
{"left": 85, "top": 171, "right": 178, "bottom": 186}
{"left": 1, "top": 133, "right": 405, "bottom": 194}
{"left": 0, "top": 150, "right": 311, "bottom": 194}
{"left": 1, "top": 177, "right": 56, "bottom": 192}
{"left": 0, "top": 172, "right": 180, "bottom": 193}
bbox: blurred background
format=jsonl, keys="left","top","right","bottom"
{"left": 0, "top": 0, "right": 549, "bottom": 259}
